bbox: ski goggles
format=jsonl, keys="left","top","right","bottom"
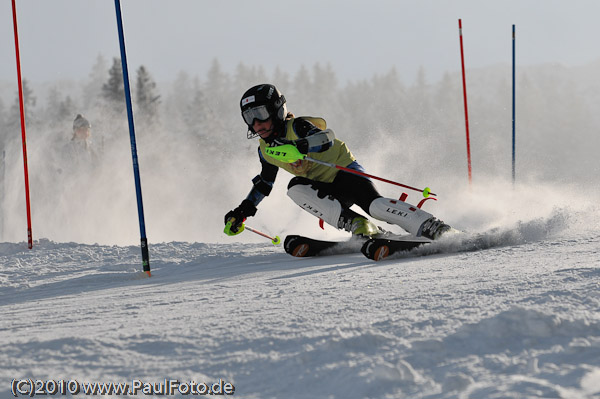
{"left": 242, "top": 105, "right": 271, "bottom": 125}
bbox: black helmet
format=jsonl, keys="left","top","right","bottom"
{"left": 73, "top": 114, "right": 91, "bottom": 130}
{"left": 240, "top": 84, "right": 287, "bottom": 138}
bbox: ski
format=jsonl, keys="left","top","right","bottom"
{"left": 284, "top": 234, "right": 430, "bottom": 260}
{"left": 360, "top": 236, "right": 430, "bottom": 261}
{"left": 284, "top": 235, "right": 366, "bottom": 257}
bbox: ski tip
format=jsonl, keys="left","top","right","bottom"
{"left": 361, "top": 237, "right": 427, "bottom": 261}
{"left": 373, "top": 245, "right": 390, "bottom": 261}
{"left": 284, "top": 235, "right": 310, "bottom": 257}
{"left": 361, "top": 241, "right": 391, "bottom": 261}
{"left": 291, "top": 243, "right": 310, "bottom": 257}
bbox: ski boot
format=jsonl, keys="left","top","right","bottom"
{"left": 338, "top": 208, "right": 379, "bottom": 237}
{"left": 419, "top": 217, "right": 451, "bottom": 240}
{"left": 349, "top": 216, "right": 379, "bottom": 237}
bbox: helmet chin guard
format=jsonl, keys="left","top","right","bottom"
{"left": 246, "top": 126, "right": 282, "bottom": 142}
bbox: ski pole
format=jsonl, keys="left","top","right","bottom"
{"left": 245, "top": 225, "right": 281, "bottom": 245}
{"left": 224, "top": 220, "right": 281, "bottom": 245}
{"left": 265, "top": 144, "right": 435, "bottom": 197}
{"left": 304, "top": 156, "right": 435, "bottom": 197}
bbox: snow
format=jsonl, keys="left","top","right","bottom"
{"left": 1, "top": 201, "right": 599, "bottom": 398}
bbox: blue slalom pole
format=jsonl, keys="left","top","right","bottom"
{"left": 114, "top": 0, "right": 151, "bottom": 277}
{"left": 512, "top": 24, "right": 516, "bottom": 183}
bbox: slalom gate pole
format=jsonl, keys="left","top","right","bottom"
{"left": 114, "top": 0, "right": 151, "bottom": 277}
{"left": 304, "top": 156, "right": 436, "bottom": 197}
{"left": 1, "top": 151, "right": 5, "bottom": 240}
{"left": 512, "top": 24, "right": 516, "bottom": 184}
{"left": 11, "top": 0, "right": 33, "bottom": 249}
{"left": 458, "top": 19, "right": 473, "bottom": 186}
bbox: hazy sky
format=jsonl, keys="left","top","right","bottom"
{"left": 1, "top": 0, "right": 600, "bottom": 86}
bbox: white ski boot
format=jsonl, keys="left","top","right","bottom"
{"left": 369, "top": 197, "right": 450, "bottom": 240}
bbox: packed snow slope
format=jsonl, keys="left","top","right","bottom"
{"left": 1, "top": 195, "right": 599, "bottom": 398}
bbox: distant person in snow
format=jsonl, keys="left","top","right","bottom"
{"left": 224, "top": 83, "right": 450, "bottom": 240}
{"left": 72, "top": 114, "right": 92, "bottom": 147}
{"left": 66, "top": 114, "right": 98, "bottom": 167}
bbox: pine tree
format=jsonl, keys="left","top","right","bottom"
{"left": 204, "top": 58, "right": 236, "bottom": 133}
{"left": 311, "top": 63, "right": 337, "bottom": 113}
{"left": 0, "top": 97, "right": 5, "bottom": 131}
{"left": 164, "top": 71, "right": 193, "bottom": 132}
{"left": 205, "top": 58, "right": 228, "bottom": 94}
{"left": 58, "top": 96, "right": 75, "bottom": 123}
{"left": 135, "top": 65, "right": 161, "bottom": 125}
{"left": 272, "top": 67, "right": 291, "bottom": 94}
{"left": 372, "top": 67, "right": 407, "bottom": 134}
{"left": 183, "top": 78, "right": 208, "bottom": 137}
{"left": 407, "top": 66, "right": 431, "bottom": 133}
{"left": 183, "top": 78, "right": 224, "bottom": 149}
{"left": 102, "top": 57, "right": 125, "bottom": 112}
{"left": 45, "top": 86, "right": 74, "bottom": 127}
{"left": 291, "top": 65, "right": 312, "bottom": 112}
{"left": 83, "top": 54, "right": 108, "bottom": 108}
{"left": 6, "top": 79, "right": 36, "bottom": 131}
{"left": 0, "top": 97, "right": 6, "bottom": 148}
{"left": 233, "top": 62, "right": 268, "bottom": 90}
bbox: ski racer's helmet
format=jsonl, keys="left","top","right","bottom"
{"left": 73, "top": 114, "right": 91, "bottom": 130}
{"left": 240, "top": 84, "right": 287, "bottom": 138}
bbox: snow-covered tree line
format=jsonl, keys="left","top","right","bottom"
{"left": 0, "top": 55, "right": 598, "bottom": 186}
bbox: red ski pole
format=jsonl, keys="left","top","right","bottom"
{"left": 264, "top": 145, "right": 436, "bottom": 197}
{"left": 304, "top": 156, "right": 436, "bottom": 197}
{"left": 224, "top": 220, "right": 281, "bottom": 245}
{"left": 245, "top": 226, "right": 281, "bottom": 245}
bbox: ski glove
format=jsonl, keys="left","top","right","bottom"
{"left": 224, "top": 199, "right": 257, "bottom": 235}
{"left": 271, "top": 137, "right": 309, "bottom": 154}
{"left": 294, "top": 138, "right": 309, "bottom": 154}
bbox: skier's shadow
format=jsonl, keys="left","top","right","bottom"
{"left": 268, "top": 255, "right": 380, "bottom": 280}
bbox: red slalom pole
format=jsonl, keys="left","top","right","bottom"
{"left": 11, "top": 0, "right": 33, "bottom": 249}
{"left": 458, "top": 19, "right": 472, "bottom": 186}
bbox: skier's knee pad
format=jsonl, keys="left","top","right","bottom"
{"left": 369, "top": 197, "right": 433, "bottom": 236}
{"left": 288, "top": 176, "right": 312, "bottom": 190}
{"left": 287, "top": 184, "right": 342, "bottom": 227}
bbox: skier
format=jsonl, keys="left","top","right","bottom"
{"left": 224, "top": 83, "right": 450, "bottom": 240}
{"left": 72, "top": 114, "right": 92, "bottom": 143}
{"left": 67, "top": 114, "right": 98, "bottom": 166}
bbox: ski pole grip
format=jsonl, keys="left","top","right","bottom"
{"left": 224, "top": 219, "right": 245, "bottom": 236}
{"left": 265, "top": 144, "right": 305, "bottom": 163}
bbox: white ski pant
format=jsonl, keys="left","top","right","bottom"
{"left": 287, "top": 184, "right": 342, "bottom": 228}
{"left": 287, "top": 184, "right": 432, "bottom": 236}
